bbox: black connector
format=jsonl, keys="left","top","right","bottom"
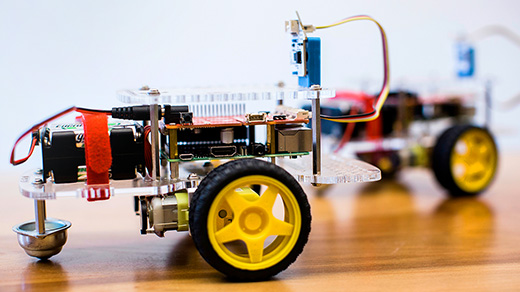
{"left": 164, "top": 105, "right": 192, "bottom": 124}
{"left": 111, "top": 105, "right": 193, "bottom": 124}
{"left": 250, "top": 143, "right": 266, "bottom": 156}
{"left": 111, "top": 105, "right": 159, "bottom": 120}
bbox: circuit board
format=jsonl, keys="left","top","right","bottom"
{"left": 165, "top": 115, "right": 309, "bottom": 129}
{"left": 165, "top": 112, "right": 312, "bottom": 162}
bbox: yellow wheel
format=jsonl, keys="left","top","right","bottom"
{"left": 432, "top": 125, "right": 498, "bottom": 197}
{"left": 189, "top": 159, "right": 311, "bottom": 281}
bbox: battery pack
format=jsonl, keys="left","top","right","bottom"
{"left": 41, "top": 122, "right": 145, "bottom": 183}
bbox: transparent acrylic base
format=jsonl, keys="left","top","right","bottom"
{"left": 279, "top": 154, "right": 381, "bottom": 184}
{"left": 19, "top": 154, "right": 378, "bottom": 200}
{"left": 117, "top": 86, "right": 335, "bottom": 104}
{"left": 19, "top": 169, "right": 200, "bottom": 200}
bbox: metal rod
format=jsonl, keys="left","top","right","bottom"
{"left": 485, "top": 80, "right": 492, "bottom": 128}
{"left": 150, "top": 103, "right": 160, "bottom": 180}
{"left": 312, "top": 92, "right": 321, "bottom": 176}
{"left": 34, "top": 200, "right": 46, "bottom": 235}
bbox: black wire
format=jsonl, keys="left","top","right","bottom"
{"left": 76, "top": 107, "right": 112, "bottom": 114}
{"left": 320, "top": 109, "right": 376, "bottom": 119}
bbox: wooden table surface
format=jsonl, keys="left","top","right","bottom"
{"left": 1, "top": 153, "right": 519, "bottom": 291}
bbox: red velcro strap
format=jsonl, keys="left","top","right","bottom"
{"left": 82, "top": 113, "right": 112, "bottom": 186}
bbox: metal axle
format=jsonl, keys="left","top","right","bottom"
{"left": 34, "top": 200, "right": 46, "bottom": 235}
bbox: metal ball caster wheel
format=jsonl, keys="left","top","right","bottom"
{"left": 12, "top": 200, "right": 71, "bottom": 260}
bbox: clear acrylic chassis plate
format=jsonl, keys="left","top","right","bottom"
{"left": 19, "top": 155, "right": 380, "bottom": 200}
{"left": 19, "top": 170, "right": 200, "bottom": 200}
{"left": 279, "top": 154, "right": 381, "bottom": 184}
{"left": 117, "top": 86, "right": 335, "bottom": 104}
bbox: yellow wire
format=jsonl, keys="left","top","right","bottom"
{"left": 323, "top": 87, "right": 389, "bottom": 123}
{"left": 315, "top": 16, "right": 390, "bottom": 123}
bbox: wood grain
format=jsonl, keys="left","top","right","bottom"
{"left": 1, "top": 153, "right": 519, "bottom": 291}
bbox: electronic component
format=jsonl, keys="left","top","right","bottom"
{"left": 273, "top": 114, "right": 287, "bottom": 120}
{"left": 245, "top": 112, "right": 267, "bottom": 123}
{"left": 286, "top": 19, "right": 321, "bottom": 88}
{"left": 275, "top": 105, "right": 310, "bottom": 120}
{"left": 220, "top": 128, "right": 234, "bottom": 144}
{"left": 163, "top": 105, "right": 193, "bottom": 125}
{"left": 276, "top": 125, "right": 312, "bottom": 153}
{"left": 176, "top": 126, "right": 248, "bottom": 159}
{"left": 210, "top": 145, "right": 237, "bottom": 157}
{"left": 249, "top": 143, "right": 266, "bottom": 156}
{"left": 179, "top": 153, "right": 194, "bottom": 161}
{"left": 287, "top": 21, "right": 306, "bottom": 78}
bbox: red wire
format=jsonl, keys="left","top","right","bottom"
{"left": 143, "top": 125, "right": 152, "bottom": 175}
{"left": 10, "top": 106, "right": 111, "bottom": 166}
{"left": 334, "top": 107, "right": 358, "bottom": 153}
{"left": 10, "top": 136, "right": 38, "bottom": 166}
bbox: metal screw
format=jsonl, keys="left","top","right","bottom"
{"left": 148, "top": 88, "right": 160, "bottom": 95}
{"left": 187, "top": 173, "right": 199, "bottom": 181}
{"left": 310, "top": 84, "right": 321, "bottom": 91}
{"left": 139, "top": 85, "right": 150, "bottom": 91}
{"left": 32, "top": 178, "right": 43, "bottom": 185}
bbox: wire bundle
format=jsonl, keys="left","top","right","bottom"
{"left": 316, "top": 15, "right": 390, "bottom": 123}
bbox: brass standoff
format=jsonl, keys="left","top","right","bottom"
{"left": 169, "top": 129, "right": 179, "bottom": 180}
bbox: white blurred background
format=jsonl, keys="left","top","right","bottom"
{"left": 1, "top": 0, "right": 519, "bottom": 173}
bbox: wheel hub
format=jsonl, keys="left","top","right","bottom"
{"left": 240, "top": 207, "right": 268, "bottom": 234}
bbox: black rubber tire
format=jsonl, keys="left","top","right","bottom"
{"left": 432, "top": 125, "right": 498, "bottom": 197}
{"left": 189, "top": 159, "right": 311, "bottom": 281}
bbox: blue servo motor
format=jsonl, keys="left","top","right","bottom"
{"left": 456, "top": 41, "right": 475, "bottom": 78}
